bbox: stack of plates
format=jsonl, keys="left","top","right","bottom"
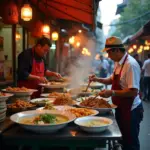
{"left": 0, "top": 101, "right": 7, "bottom": 122}
{"left": 0, "top": 93, "right": 13, "bottom": 122}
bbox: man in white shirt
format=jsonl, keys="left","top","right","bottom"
{"left": 142, "top": 53, "right": 150, "bottom": 101}
{"left": 89, "top": 36, "right": 143, "bottom": 150}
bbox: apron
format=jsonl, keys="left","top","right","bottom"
{"left": 111, "top": 54, "right": 135, "bottom": 145}
{"left": 18, "top": 48, "right": 45, "bottom": 98}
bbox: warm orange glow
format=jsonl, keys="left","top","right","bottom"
{"left": 145, "top": 40, "right": 150, "bottom": 45}
{"left": 52, "top": 31, "right": 59, "bottom": 41}
{"left": 69, "top": 36, "right": 75, "bottom": 44}
{"left": 78, "top": 30, "right": 82, "bottom": 33}
{"left": 70, "top": 131, "right": 77, "bottom": 137}
{"left": 42, "top": 24, "right": 50, "bottom": 35}
{"left": 16, "top": 32, "right": 21, "bottom": 40}
{"left": 128, "top": 48, "right": 134, "bottom": 53}
{"left": 140, "top": 45, "right": 143, "bottom": 49}
{"left": 82, "top": 47, "right": 91, "bottom": 56}
{"left": 137, "top": 49, "right": 142, "bottom": 54}
{"left": 133, "top": 45, "right": 137, "bottom": 49}
{"left": 76, "top": 42, "right": 80, "bottom": 47}
{"left": 144, "top": 46, "right": 150, "bottom": 51}
{"left": 21, "top": 4, "right": 32, "bottom": 21}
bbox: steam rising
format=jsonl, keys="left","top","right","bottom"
{"left": 68, "top": 38, "right": 96, "bottom": 89}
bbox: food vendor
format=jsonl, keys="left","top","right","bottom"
{"left": 17, "top": 37, "right": 62, "bottom": 98}
{"left": 89, "top": 36, "right": 143, "bottom": 150}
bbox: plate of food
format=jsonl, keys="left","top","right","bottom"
{"left": 37, "top": 104, "right": 99, "bottom": 118}
{"left": 10, "top": 110, "right": 76, "bottom": 133}
{"left": 30, "top": 98, "right": 55, "bottom": 106}
{"left": 2, "top": 87, "right": 37, "bottom": 96}
{"left": 76, "top": 97, "right": 117, "bottom": 114}
{"left": 7, "top": 99, "right": 36, "bottom": 113}
{"left": 39, "top": 82, "right": 69, "bottom": 88}
{"left": 0, "top": 92, "right": 13, "bottom": 101}
{"left": 74, "top": 116, "right": 113, "bottom": 133}
{"left": 53, "top": 94, "right": 76, "bottom": 106}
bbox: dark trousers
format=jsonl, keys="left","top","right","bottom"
{"left": 143, "top": 77, "right": 150, "bottom": 100}
{"left": 115, "top": 103, "right": 143, "bottom": 150}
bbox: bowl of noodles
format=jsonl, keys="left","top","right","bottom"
{"left": 10, "top": 110, "right": 76, "bottom": 133}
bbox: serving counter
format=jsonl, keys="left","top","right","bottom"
{"left": 0, "top": 112, "right": 122, "bottom": 150}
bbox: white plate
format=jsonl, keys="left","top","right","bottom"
{"left": 37, "top": 106, "right": 99, "bottom": 118}
{"left": 74, "top": 116, "right": 113, "bottom": 133}
{"left": 30, "top": 98, "right": 55, "bottom": 106}
{"left": 2, "top": 89, "right": 37, "bottom": 96}
{"left": 0, "top": 93, "right": 14, "bottom": 101}
{"left": 39, "top": 82, "right": 69, "bottom": 88}
{"left": 10, "top": 110, "right": 76, "bottom": 133}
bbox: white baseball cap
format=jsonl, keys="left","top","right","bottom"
{"left": 102, "top": 36, "right": 125, "bottom": 52}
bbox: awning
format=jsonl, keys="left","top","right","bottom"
{"left": 31, "top": 0, "right": 95, "bottom": 26}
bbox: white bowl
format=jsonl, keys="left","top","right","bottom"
{"left": 74, "top": 116, "right": 113, "bottom": 133}
{"left": 10, "top": 110, "right": 76, "bottom": 134}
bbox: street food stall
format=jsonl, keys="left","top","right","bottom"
{"left": 0, "top": 80, "right": 122, "bottom": 150}
{"left": 0, "top": 0, "right": 122, "bottom": 150}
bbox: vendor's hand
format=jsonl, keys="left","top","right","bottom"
{"left": 98, "top": 90, "right": 113, "bottom": 98}
{"left": 89, "top": 74, "right": 98, "bottom": 82}
{"left": 54, "top": 73, "right": 62, "bottom": 78}
{"left": 38, "top": 77, "right": 48, "bottom": 84}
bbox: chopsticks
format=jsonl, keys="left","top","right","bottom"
{"left": 85, "top": 81, "right": 91, "bottom": 92}
{"left": 92, "top": 93, "right": 99, "bottom": 100}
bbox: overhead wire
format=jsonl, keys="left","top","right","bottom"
{"left": 103, "top": 10, "right": 150, "bottom": 26}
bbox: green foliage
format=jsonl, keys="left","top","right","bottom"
{"left": 111, "top": 0, "right": 150, "bottom": 39}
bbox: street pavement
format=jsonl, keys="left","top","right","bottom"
{"left": 140, "top": 100, "right": 150, "bottom": 150}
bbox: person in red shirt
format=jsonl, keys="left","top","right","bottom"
{"left": 17, "top": 37, "right": 62, "bottom": 98}
{"left": 89, "top": 36, "right": 143, "bottom": 150}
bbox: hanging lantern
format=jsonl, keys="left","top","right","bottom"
{"left": 2, "top": 1, "right": 19, "bottom": 24}
{"left": 52, "top": 31, "right": 59, "bottom": 41}
{"left": 16, "top": 31, "right": 21, "bottom": 41}
{"left": 21, "top": 4, "right": 32, "bottom": 21}
{"left": 31, "top": 21, "right": 43, "bottom": 37}
{"left": 42, "top": 24, "right": 50, "bottom": 36}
